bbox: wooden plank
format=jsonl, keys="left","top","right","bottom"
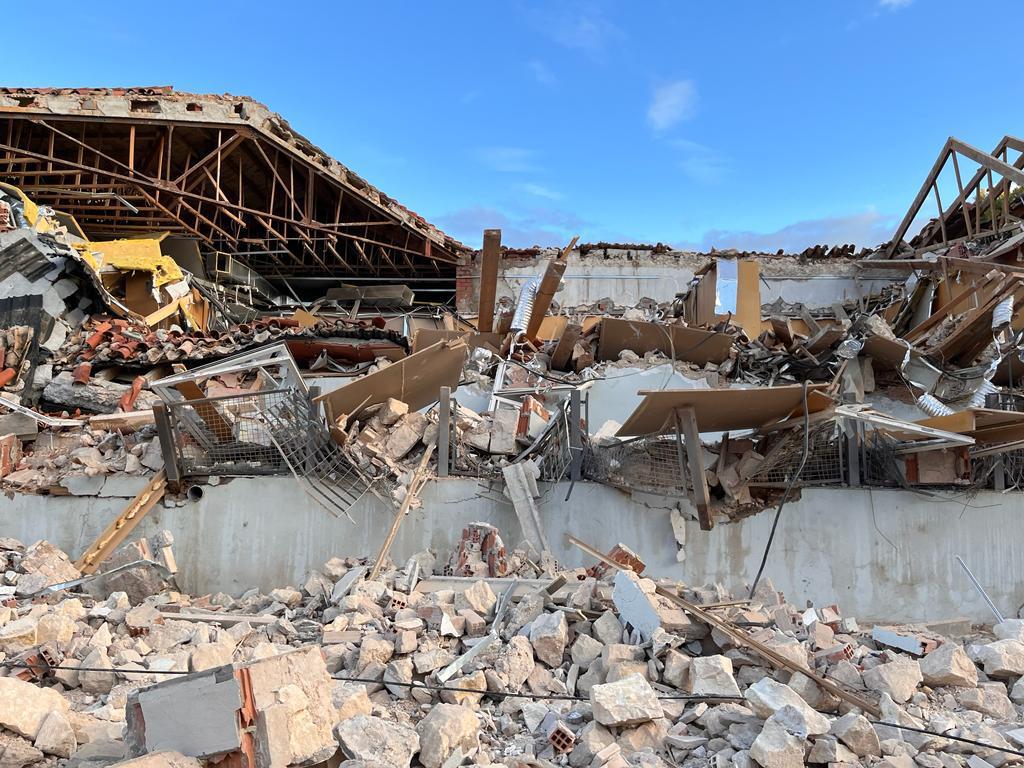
{"left": 735, "top": 260, "right": 761, "bottom": 338}
{"left": 477, "top": 229, "right": 501, "bottom": 334}
{"left": 157, "top": 608, "right": 277, "bottom": 626}
{"left": 368, "top": 444, "right": 435, "bottom": 580}
{"left": 598, "top": 318, "right": 733, "bottom": 366}
{"left": 75, "top": 470, "right": 167, "bottom": 574}
{"left": 550, "top": 323, "right": 582, "bottom": 372}
{"left": 88, "top": 409, "right": 156, "bottom": 432}
{"left": 526, "top": 256, "right": 569, "bottom": 341}
{"left": 676, "top": 407, "right": 712, "bottom": 530}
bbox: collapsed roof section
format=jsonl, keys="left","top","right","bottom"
{"left": 888, "top": 135, "right": 1024, "bottom": 259}
{"left": 0, "top": 86, "right": 464, "bottom": 281}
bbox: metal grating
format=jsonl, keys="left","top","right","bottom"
{"left": 165, "top": 389, "right": 289, "bottom": 476}
{"left": 749, "top": 423, "right": 845, "bottom": 486}
{"left": 583, "top": 435, "right": 686, "bottom": 495}
{"left": 164, "top": 387, "right": 372, "bottom": 518}
{"left": 860, "top": 431, "right": 904, "bottom": 487}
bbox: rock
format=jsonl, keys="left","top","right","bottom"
{"left": 862, "top": 657, "right": 923, "bottom": 703}
{"left": 749, "top": 716, "right": 807, "bottom": 768}
{"left": 357, "top": 635, "right": 394, "bottom": 672}
{"left": 0, "top": 676, "right": 71, "bottom": 739}
{"left": 994, "top": 620, "right": 1024, "bottom": 641}
{"left": 332, "top": 682, "right": 372, "bottom": 719}
{"left": 662, "top": 649, "right": 691, "bottom": 689}
{"left": 612, "top": 570, "right": 661, "bottom": 641}
{"left": 0, "top": 740, "right": 44, "bottom": 768}
{"left": 107, "top": 752, "right": 203, "bottom": 767}
{"left": 34, "top": 710, "right": 77, "bottom": 758}
{"left": 591, "top": 674, "right": 662, "bottom": 727}
{"left": 978, "top": 639, "right": 1024, "bottom": 678}
{"left": 454, "top": 580, "right": 496, "bottom": 616}
{"left": 919, "top": 643, "right": 978, "bottom": 688}
{"left": 618, "top": 718, "right": 668, "bottom": 754}
{"left": 416, "top": 704, "right": 479, "bottom": 768}
{"left": 36, "top": 612, "right": 75, "bottom": 647}
{"left": 0, "top": 617, "right": 37, "bottom": 653}
{"left": 189, "top": 642, "right": 234, "bottom": 672}
{"left": 336, "top": 715, "right": 419, "bottom": 768}
{"left": 807, "top": 736, "right": 858, "bottom": 764}
{"left": 830, "top": 712, "right": 881, "bottom": 757}
{"left": 690, "top": 655, "right": 741, "bottom": 697}
{"left": 743, "top": 678, "right": 829, "bottom": 736}
{"left": 529, "top": 611, "right": 568, "bottom": 667}
{"left": 570, "top": 723, "right": 615, "bottom": 767}
{"left": 571, "top": 634, "right": 604, "bottom": 668}
{"left": 495, "top": 636, "right": 534, "bottom": 691}
{"left": 79, "top": 647, "right": 117, "bottom": 694}
{"left": 593, "top": 610, "right": 624, "bottom": 645}
{"left": 787, "top": 671, "right": 839, "bottom": 712}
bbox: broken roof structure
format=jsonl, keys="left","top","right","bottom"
{"left": 0, "top": 86, "right": 463, "bottom": 284}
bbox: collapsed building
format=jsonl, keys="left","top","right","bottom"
{"left": 1, "top": 87, "right": 1024, "bottom": 767}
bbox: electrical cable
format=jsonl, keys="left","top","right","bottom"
{"left": 748, "top": 378, "right": 811, "bottom": 599}
{"left": 7, "top": 669, "right": 1023, "bottom": 755}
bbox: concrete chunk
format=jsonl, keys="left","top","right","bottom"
{"left": 591, "top": 674, "right": 662, "bottom": 727}
{"left": 335, "top": 715, "right": 419, "bottom": 768}
{"left": 830, "top": 712, "right": 881, "bottom": 757}
{"left": 689, "top": 655, "right": 741, "bottom": 698}
{"left": 743, "top": 678, "right": 829, "bottom": 736}
{"left": 0, "top": 676, "right": 71, "bottom": 739}
{"left": 919, "top": 642, "right": 978, "bottom": 688}
{"left": 862, "top": 656, "right": 922, "bottom": 703}
{"left": 529, "top": 611, "right": 568, "bottom": 667}
{"left": 416, "top": 703, "right": 479, "bottom": 768}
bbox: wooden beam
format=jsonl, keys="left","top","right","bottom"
{"left": 676, "top": 407, "right": 713, "bottom": 530}
{"left": 75, "top": 470, "right": 167, "bottom": 574}
{"left": 478, "top": 228, "right": 501, "bottom": 333}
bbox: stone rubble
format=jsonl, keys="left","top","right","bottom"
{"left": 0, "top": 538, "right": 1019, "bottom": 768}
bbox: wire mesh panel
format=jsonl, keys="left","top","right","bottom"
{"left": 165, "top": 387, "right": 372, "bottom": 518}
{"left": 749, "top": 424, "right": 845, "bottom": 486}
{"left": 583, "top": 436, "right": 686, "bottom": 495}
{"left": 860, "top": 431, "right": 904, "bottom": 487}
{"left": 165, "top": 389, "right": 290, "bottom": 476}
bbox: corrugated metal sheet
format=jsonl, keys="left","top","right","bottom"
{"left": 0, "top": 235, "right": 54, "bottom": 284}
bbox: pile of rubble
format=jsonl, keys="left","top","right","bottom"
{"left": 2, "top": 535, "right": 1024, "bottom": 767}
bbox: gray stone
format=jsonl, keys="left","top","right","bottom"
{"left": 591, "top": 674, "right": 662, "bottom": 727}
{"left": 416, "top": 704, "right": 479, "bottom": 768}
{"left": 34, "top": 710, "right": 77, "bottom": 758}
{"left": 612, "top": 570, "right": 661, "bottom": 641}
{"left": 978, "top": 639, "right": 1024, "bottom": 678}
{"left": 662, "top": 649, "right": 691, "bottom": 689}
{"left": 862, "top": 657, "right": 922, "bottom": 703}
{"left": 494, "top": 636, "right": 534, "bottom": 691}
{"left": 830, "top": 712, "right": 881, "bottom": 757}
{"left": 749, "top": 716, "right": 807, "bottom": 768}
{"left": 454, "top": 580, "right": 496, "bottom": 616}
{"left": 593, "top": 610, "right": 624, "bottom": 645}
{"left": 744, "top": 678, "right": 829, "bottom": 736}
{"left": 690, "top": 655, "right": 741, "bottom": 698}
{"left": 80, "top": 648, "right": 116, "bottom": 694}
{"left": 919, "top": 643, "right": 978, "bottom": 688}
{"left": 529, "top": 611, "right": 568, "bottom": 667}
{"left": 335, "top": 715, "right": 419, "bottom": 768}
{"left": 0, "top": 676, "right": 71, "bottom": 739}
{"left": 571, "top": 633, "right": 603, "bottom": 668}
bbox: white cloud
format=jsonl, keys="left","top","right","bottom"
{"left": 878, "top": 0, "right": 913, "bottom": 8}
{"left": 518, "top": 182, "right": 563, "bottom": 200}
{"left": 681, "top": 209, "right": 897, "bottom": 253}
{"left": 647, "top": 80, "right": 697, "bottom": 132}
{"left": 537, "top": 5, "right": 625, "bottom": 56}
{"left": 475, "top": 147, "right": 541, "bottom": 173}
{"left": 528, "top": 60, "right": 556, "bottom": 86}
{"left": 434, "top": 205, "right": 585, "bottom": 249}
{"left": 671, "top": 139, "right": 729, "bottom": 184}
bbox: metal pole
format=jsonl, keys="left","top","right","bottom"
{"left": 438, "top": 386, "right": 451, "bottom": 478}
{"left": 956, "top": 556, "right": 1004, "bottom": 623}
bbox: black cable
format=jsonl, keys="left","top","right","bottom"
{"left": 4, "top": 662, "right": 742, "bottom": 703}
{"left": 9, "top": 664, "right": 1023, "bottom": 756}
{"left": 749, "top": 378, "right": 811, "bottom": 599}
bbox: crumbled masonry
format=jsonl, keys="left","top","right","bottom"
{"left": 4, "top": 89, "right": 1024, "bottom": 765}
{"left": 0, "top": 537, "right": 1021, "bottom": 767}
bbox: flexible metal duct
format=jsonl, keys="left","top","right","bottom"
{"left": 916, "top": 392, "right": 955, "bottom": 417}
{"left": 510, "top": 278, "right": 540, "bottom": 332}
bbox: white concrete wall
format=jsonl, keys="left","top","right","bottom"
{"left": 493, "top": 255, "right": 896, "bottom": 310}
{"left": 3, "top": 479, "right": 1018, "bottom": 624}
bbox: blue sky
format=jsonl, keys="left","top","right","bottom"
{"left": 4, "top": 1, "right": 1023, "bottom": 250}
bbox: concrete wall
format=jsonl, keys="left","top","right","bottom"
{"left": 3, "top": 479, "right": 1018, "bottom": 624}
{"left": 456, "top": 249, "right": 897, "bottom": 312}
